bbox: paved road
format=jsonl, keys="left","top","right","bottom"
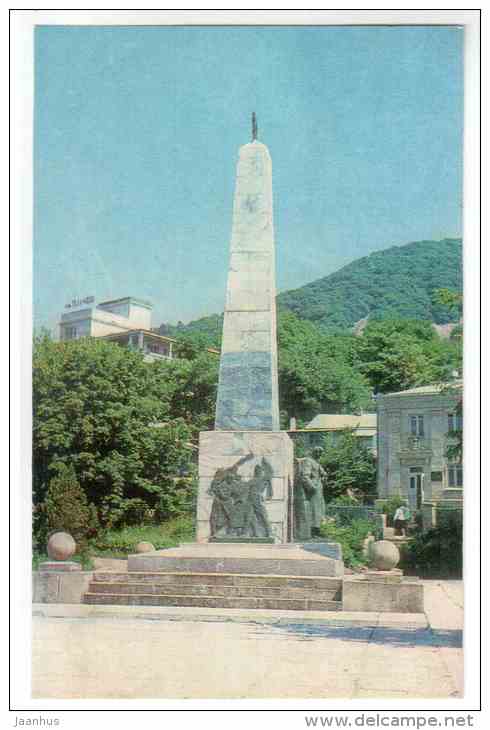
{"left": 31, "top": 580, "right": 463, "bottom": 699}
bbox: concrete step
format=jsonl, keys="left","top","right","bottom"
{"left": 83, "top": 591, "right": 342, "bottom": 611}
{"left": 92, "top": 571, "right": 342, "bottom": 592}
{"left": 127, "top": 543, "right": 343, "bottom": 577}
{"left": 88, "top": 581, "right": 340, "bottom": 601}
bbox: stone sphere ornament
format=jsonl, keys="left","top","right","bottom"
{"left": 47, "top": 531, "right": 76, "bottom": 561}
{"left": 135, "top": 541, "right": 155, "bottom": 554}
{"left": 370, "top": 540, "right": 400, "bottom": 571}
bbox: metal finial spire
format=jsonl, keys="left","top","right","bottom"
{"left": 252, "top": 112, "right": 258, "bottom": 141}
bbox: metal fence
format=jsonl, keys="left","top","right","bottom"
{"left": 323, "top": 504, "right": 383, "bottom": 538}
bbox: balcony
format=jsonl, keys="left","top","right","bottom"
{"left": 398, "top": 435, "right": 432, "bottom": 455}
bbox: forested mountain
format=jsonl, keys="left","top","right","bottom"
{"left": 158, "top": 238, "right": 462, "bottom": 343}
{"left": 277, "top": 238, "right": 462, "bottom": 331}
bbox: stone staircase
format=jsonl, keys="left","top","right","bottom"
{"left": 83, "top": 571, "right": 343, "bottom": 611}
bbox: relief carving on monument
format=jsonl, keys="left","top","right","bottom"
{"left": 208, "top": 453, "right": 274, "bottom": 539}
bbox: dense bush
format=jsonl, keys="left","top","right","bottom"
{"left": 318, "top": 430, "right": 377, "bottom": 503}
{"left": 32, "top": 335, "right": 217, "bottom": 534}
{"left": 404, "top": 520, "right": 463, "bottom": 577}
{"left": 319, "top": 518, "right": 373, "bottom": 568}
{"left": 35, "top": 462, "right": 99, "bottom": 552}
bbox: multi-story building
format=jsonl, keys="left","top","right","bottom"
{"left": 376, "top": 382, "right": 463, "bottom": 513}
{"left": 59, "top": 296, "right": 153, "bottom": 340}
{"left": 59, "top": 296, "right": 219, "bottom": 362}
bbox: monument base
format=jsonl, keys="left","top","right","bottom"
{"left": 197, "top": 430, "right": 294, "bottom": 544}
{"left": 209, "top": 537, "right": 275, "bottom": 544}
{"left": 128, "top": 542, "right": 344, "bottom": 577}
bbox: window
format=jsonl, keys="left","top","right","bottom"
{"left": 64, "top": 326, "right": 77, "bottom": 340}
{"left": 410, "top": 415, "right": 424, "bottom": 437}
{"left": 448, "top": 413, "right": 463, "bottom": 432}
{"left": 448, "top": 464, "right": 463, "bottom": 487}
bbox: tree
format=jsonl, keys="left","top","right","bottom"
{"left": 433, "top": 288, "right": 463, "bottom": 317}
{"left": 32, "top": 334, "right": 218, "bottom": 528}
{"left": 356, "top": 319, "right": 462, "bottom": 394}
{"left": 316, "top": 430, "right": 377, "bottom": 503}
{"left": 37, "top": 462, "right": 99, "bottom": 551}
{"left": 277, "top": 311, "right": 372, "bottom": 423}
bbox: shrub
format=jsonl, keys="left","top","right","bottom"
{"left": 153, "top": 475, "right": 197, "bottom": 522}
{"left": 404, "top": 521, "right": 463, "bottom": 577}
{"left": 92, "top": 516, "right": 195, "bottom": 555}
{"left": 319, "top": 518, "right": 373, "bottom": 568}
{"left": 42, "top": 462, "right": 99, "bottom": 551}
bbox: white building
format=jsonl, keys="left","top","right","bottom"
{"left": 59, "top": 296, "right": 219, "bottom": 362}
{"left": 59, "top": 296, "right": 153, "bottom": 341}
{"left": 59, "top": 296, "right": 178, "bottom": 362}
{"left": 376, "top": 382, "right": 463, "bottom": 513}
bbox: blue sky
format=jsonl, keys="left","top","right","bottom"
{"left": 34, "top": 25, "right": 463, "bottom": 332}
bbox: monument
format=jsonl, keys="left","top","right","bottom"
{"left": 116, "top": 117, "right": 345, "bottom": 594}
{"left": 196, "top": 115, "right": 294, "bottom": 543}
{"left": 82, "top": 120, "right": 423, "bottom": 612}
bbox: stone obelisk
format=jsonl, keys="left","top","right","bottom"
{"left": 215, "top": 114, "right": 280, "bottom": 431}
{"left": 196, "top": 116, "right": 294, "bottom": 543}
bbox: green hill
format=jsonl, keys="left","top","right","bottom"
{"left": 159, "top": 238, "right": 462, "bottom": 343}
{"left": 277, "top": 238, "right": 462, "bottom": 331}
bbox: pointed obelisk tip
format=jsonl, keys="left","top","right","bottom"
{"left": 252, "top": 112, "right": 258, "bottom": 141}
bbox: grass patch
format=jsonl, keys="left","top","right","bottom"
{"left": 319, "top": 518, "right": 373, "bottom": 569}
{"left": 90, "top": 515, "right": 195, "bottom": 557}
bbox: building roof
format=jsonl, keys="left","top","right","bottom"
{"left": 98, "top": 296, "right": 153, "bottom": 309}
{"left": 304, "top": 413, "right": 377, "bottom": 431}
{"left": 100, "top": 328, "right": 178, "bottom": 344}
{"left": 382, "top": 380, "right": 463, "bottom": 398}
{"left": 100, "top": 328, "right": 220, "bottom": 355}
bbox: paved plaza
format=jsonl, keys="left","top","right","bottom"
{"left": 31, "top": 579, "right": 463, "bottom": 699}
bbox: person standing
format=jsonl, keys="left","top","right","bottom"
{"left": 393, "top": 504, "right": 410, "bottom": 536}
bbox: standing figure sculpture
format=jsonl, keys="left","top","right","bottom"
{"left": 244, "top": 458, "right": 273, "bottom": 538}
{"left": 293, "top": 449, "right": 327, "bottom": 540}
{"left": 208, "top": 454, "right": 253, "bottom": 538}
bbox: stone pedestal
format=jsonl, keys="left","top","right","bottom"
{"left": 197, "top": 430, "right": 294, "bottom": 543}
{"left": 342, "top": 572, "right": 424, "bottom": 613}
{"left": 38, "top": 561, "right": 81, "bottom": 572}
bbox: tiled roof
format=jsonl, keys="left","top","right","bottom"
{"left": 383, "top": 381, "right": 463, "bottom": 397}
{"left": 304, "top": 413, "right": 377, "bottom": 431}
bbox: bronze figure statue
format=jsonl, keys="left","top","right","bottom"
{"left": 293, "top": 451, "right": 327, "bottom": 540}
{"left": 252, "top": 112, "right": 258, "bottom": 141}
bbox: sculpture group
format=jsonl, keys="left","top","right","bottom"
{"left": 208, "top": 450, "right": 327, "bottom": 542}
{"left": 209, "top": 454, "right": 274, "bottom": 539}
